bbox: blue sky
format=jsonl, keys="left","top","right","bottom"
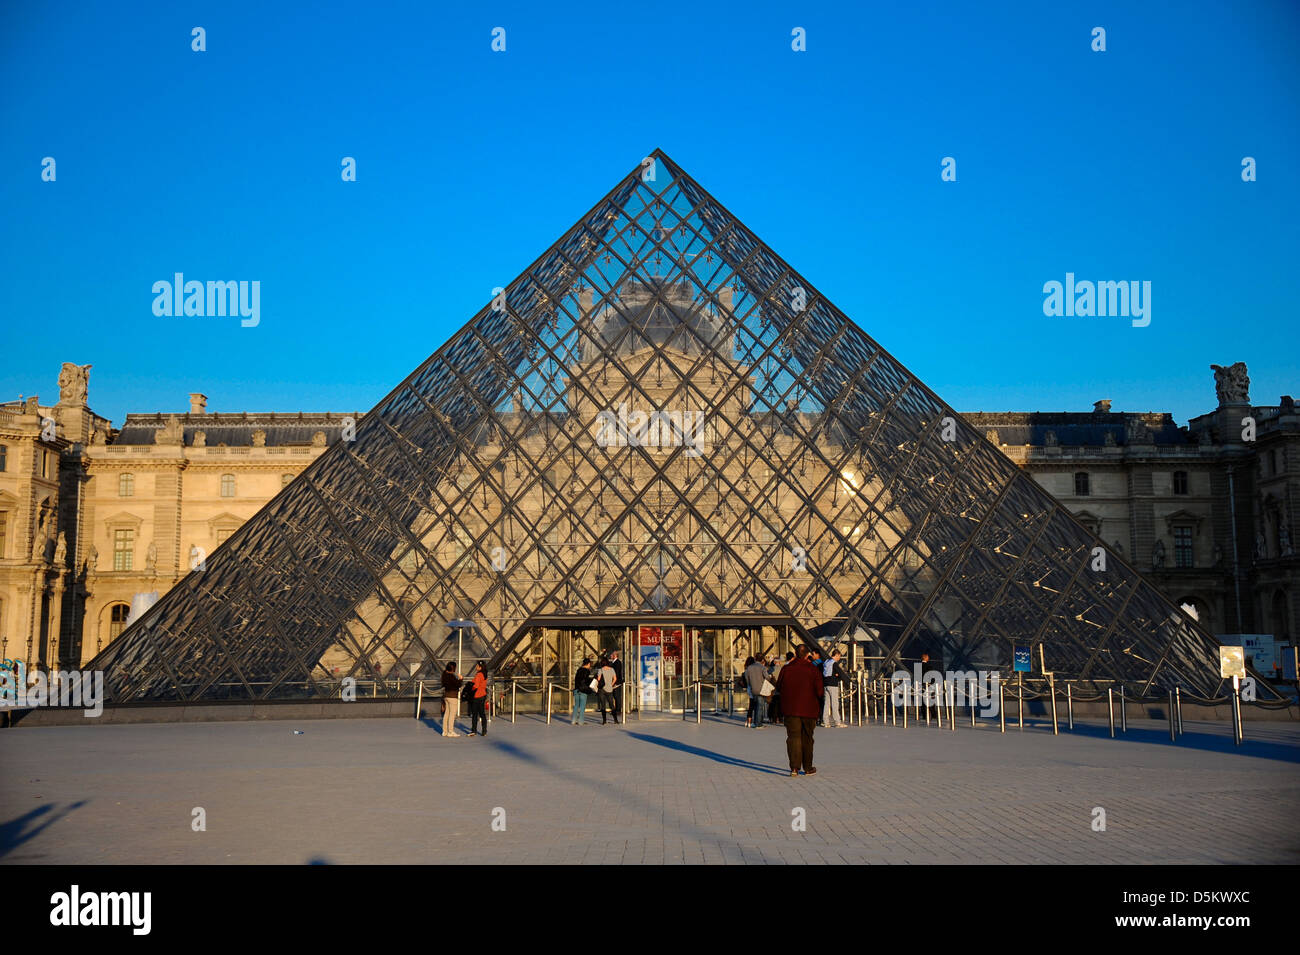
{"left": 2, "top": 0, "right": 1297, "bottom": 427}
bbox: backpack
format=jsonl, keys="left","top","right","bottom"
{"left": 460, "top": 681, "right": 475, "bottom": 702}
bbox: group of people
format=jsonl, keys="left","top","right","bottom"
{"left": 439, "top": 661, "right": 489, "bottom": 737}
{"left": 742, "top": 646, "right": 849, "bottom": 730}
{"left": 571, "top": 650, "right": 623, "bottom": 725}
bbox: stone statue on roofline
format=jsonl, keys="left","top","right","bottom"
{"left": 58, "top": 362, "right": 91, "bottom": 405}
{"left": 1210, "top": 362, "right": 1250, "bottom": 406}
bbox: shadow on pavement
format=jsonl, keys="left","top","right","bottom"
{"left": 0, "top": 800, "right": 88, "bottom": 859}
{"left": 624, "top": 731, "right": 788, "bottom": 774}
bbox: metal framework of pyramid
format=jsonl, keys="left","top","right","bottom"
{"left": 92, "top": 150, "right": 1227, "bottom": 704}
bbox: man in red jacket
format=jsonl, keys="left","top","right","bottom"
{"left": 775, "top": 645, "right": 824, "bottom": 776}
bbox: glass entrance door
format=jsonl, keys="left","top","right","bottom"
{"left": 638, "top": 624, "right": 689, "bottom": 712}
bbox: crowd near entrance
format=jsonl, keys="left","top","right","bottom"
{"left": 491, "top": 616, "right": 803, "bottom": 718}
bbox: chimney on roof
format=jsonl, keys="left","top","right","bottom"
{"left": 189, "top": 393, "right": 208, "bottom": 415}
{"left": 1093, "top": 399, "right": 1112, "bottom": 414}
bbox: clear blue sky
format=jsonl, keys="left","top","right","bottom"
{"left": 2, "top": 0, "right": 1297, "bottom": 428}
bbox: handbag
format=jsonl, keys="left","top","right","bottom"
{"left": 588, "top": 678, "right": 600, "bottom": 693}
{"left": 760, "top": 679, "right": 775, "bottom": 697}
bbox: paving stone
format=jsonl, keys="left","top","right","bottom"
{"left": 1, "top": 715, "right": 1296, "bottom": 864}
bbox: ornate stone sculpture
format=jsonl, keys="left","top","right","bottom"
{"left": 156, "top": 415, "right": 183, "bottom": 446}
{"left": 252, "top": 429, "right": 267, "bottom": 448}
{"left": 1152, "top": 539, "right": 1165, "bottom": 569}
{"left": 145, "top": 541, "right": 158, "bottom": 573}
{"left": 1281, "top": 522, "right": 1293, "bottom": 557}
{"left": 192, "top": 430, "right": 206, "bottom": 447}
{"left": 54, "top": 533, "right": 68, "bottom": 567}
{"left": 1255, "top": 529, "right": 1267, "bottom": 560}
{"left": 311, "top": 431, "right": 327, "bottom": 447}
{"left": 1210, "top": 362, "right": 1250, "bottom": 405}
{"left": 83, "top": 543, "right": 99, "bottom": 575}
{"left": 58, "top": 362, "right": 91, "bottom": 405}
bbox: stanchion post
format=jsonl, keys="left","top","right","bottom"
{"left": 998, "top": 682, "right": 1006, "bottom": 733}
{"left": 1107, "top": 687, "right": 1115, "bottom": 738}
{"left": 903, "top": 681, "right": 909, "bottom": 729}
{"left": 1049, "top": 672, "right": 1058, "bottom": 736}
{"left": 1175, "top": 686, "right": 1183, "bottom": 736}
{"left": 1119, "top": 685, "right": 1127, "bottom": 733}
{"left": 1168, "top": 689, "right": 1176, "bottom": 742}
{"left": 545, "top": 681, "right": 552, "bottom": 726}
{"left": 415, "top": 679, "right": 423, "bottom": 720}
{"left": 1067, "top": 683, "right": 1074, "bottom": 731}
{"left": 1017, "top": 671, "right": 1024, "bottom": 731}
{"left": 1232, "top": 675, "right": 1243, "bottom": 746}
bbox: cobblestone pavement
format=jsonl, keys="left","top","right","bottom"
{"left": 2, "top": 713, "right": 1297, "bottom": 864}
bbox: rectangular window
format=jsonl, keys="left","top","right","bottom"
{"left": 0, "top": 511, "right": 7, "bottom": 558}
{"left": 1074, "top": 472, "right": 1090, "bottom": 496}
{"left": 1172, "top": 471, "right": 1188, "bottom": 495}
{"left": 0, "top": 444, "right": 7, "bottom": 472}
{"left": 215, "top": 528, "right": 234, "bottom": 545}
{"left": 114, "top": 528, "right": 135, "bottom": 571}
{"left": 119, "top": 473, "right": 135, "bottom": 497}
{"left": 1174, "top": 526, "right": 1194, "bottom": 568}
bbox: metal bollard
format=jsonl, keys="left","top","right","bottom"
{"left": 1017, "top": 678, "right": 1024, "bottom": 731}
{"left": 1168, "top": 689, "right": 1176, "bottom": 742}
{"left": 903, "top": 683, "right": 908, "bottom": 728}
{"left": 1175, "top": 686, "right": 1183, "bottom": 736}
{"left": 696, "top": 682, "right": 702, "bottom": 725}
{"left": 546, "top": 682, "right": 553, "bottom": 725}
{"left": 1107, "top": 688, "right": 1115, "bottom": 738}
{"left": 1049, "top": 673, "right": 1058, "bottom": 736}
{"left": 1067, "top": 683, "right": 1074, "bottom": 731}
{"left": 998, "top": 682, "right": 1006, "bottom": 733}
{"left": 511, "top": 681, "right": 517, "bottom": 724}
{"left": 415, "top": 679, "right": 423, "bottom": 720}
{"left": 949, "top": 681, "right": 956, "bottom": 731}
{"left": 1231, "top": 677, "right": 1244, "bottom": 746}
{"left": 1119, "top": 686, "right": 1127, "bottom": 733}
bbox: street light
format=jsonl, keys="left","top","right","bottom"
{"left": 447, "top": 620, "right": 476, "bottom": 675}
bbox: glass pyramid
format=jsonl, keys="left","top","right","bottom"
{"left": 91, "top": 150, "right": 1226, "bottom": 703}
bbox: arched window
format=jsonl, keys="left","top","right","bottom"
{"left": 119, "top": 473, "right": 135, "bottom": 497}
{"left": 220, "top": 474, "right": 236, "bottom": 497}
{"left": 1173, "top": 470, "right": 1189, "bottom": 495}
{"left": 109, "top": 603, "right": 131, "bottom": 640}
{"left": 1074, "top": 472, "right": 1090, "bottom": 496}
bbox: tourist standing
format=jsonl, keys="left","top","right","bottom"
{"left": 769, "top": 651, "right": 792, "bottom": 723}
{"left": 597, "top": 656, "right": 619, "bottom": 724}
{"left": 572, "top": 657, "right": 593, "bottom": 725}
{"left": 742, "top": 655, "right": 757, "bottom": 727}
{"left": 608, "top": 649, "right": 624, "bottom": 723}
{"left": 822, "top": 649, "right": 848, "bottom": 727}
{"left": 441, "top": 662, "right": 462, "bottom": 738}
{"left": 745, "top": 654, "right": 769, "bottom": 729}
{"left": 469, "top": 662, "right": 489, "bottom": 736}
{"left": 775, "top": 645, "right": 824, "bottom": 776}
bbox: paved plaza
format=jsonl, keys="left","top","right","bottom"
{"left": 2, "top": 713, "right": 1298, "bottom": 865}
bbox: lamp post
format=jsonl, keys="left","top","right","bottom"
{"left": 447, "top": 619, "right": 475, "bottom": 676}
